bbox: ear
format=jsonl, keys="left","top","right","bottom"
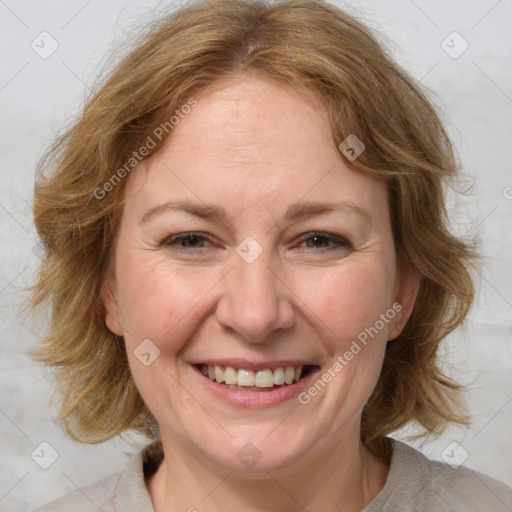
{"left": 100, "top": 271, "right": 124, "bottom": 336}
{"left": 388, "top": 264, "right": 420, "bottom": 341}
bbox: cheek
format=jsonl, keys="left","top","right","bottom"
{"left": 115, "top": 253, "right": 223, "bottom": 350}
{"left": 293, "top": 259, "right": 395, "bottom": 351}
{"left": 115, "top": 236, "right": 396, "bottom": 362}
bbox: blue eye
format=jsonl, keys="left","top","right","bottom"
{"left": 163, "top": 232, "right": 213, "bottom": 251}
{"left": 161, "top": 231, "right": 351, "bottom": 253}
{"left": 297, "top": 232, "right": 351, "bottom": 251}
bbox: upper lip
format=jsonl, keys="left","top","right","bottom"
{"left": 190, "top": 358, "right": 318, "bottom": 371}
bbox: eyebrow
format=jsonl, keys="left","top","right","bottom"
{"left": 140, "top": 199, "right": 372, "bottom": 226}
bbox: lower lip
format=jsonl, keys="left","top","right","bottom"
{"left": 192, "top": 365, "right": 319, "bottom": 408}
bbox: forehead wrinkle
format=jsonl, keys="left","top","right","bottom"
{"left": 140, "top": 198, "right": 373, "bottom": 230}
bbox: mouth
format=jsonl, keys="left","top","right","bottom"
{"left": 194, "top": 363, "right": 317, "bottom": 392}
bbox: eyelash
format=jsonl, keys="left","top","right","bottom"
{"left": 161, "top": 231, "right": 351, "bottom": 253}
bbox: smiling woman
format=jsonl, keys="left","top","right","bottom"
{"left": 26, "top": 0, "right": 512, "bottom": 511}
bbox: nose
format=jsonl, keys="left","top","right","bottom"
{"left": 215, "top": 248, "right": 296, "bottom": 344}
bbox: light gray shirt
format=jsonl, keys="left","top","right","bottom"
{"left": 33, "top": 438, "right": 512, "bottom": 511}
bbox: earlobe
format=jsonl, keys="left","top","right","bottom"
{"left": 100, "top": 275, "right": 124, "bottom": 336}
{"left": 389, "top": 266, "right": 420, "bottom": 341}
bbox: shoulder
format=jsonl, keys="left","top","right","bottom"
{"left": 366, "top": 439, "right": 512, "bottom": 512}
{"left": 423, "top": 452, "right": 512, "bottom": 508}
{"left": 32, "top": 471, "right": 120, "bottom": 512}
{"left": 32, "top": 441, "right": 162, "bottom": 512}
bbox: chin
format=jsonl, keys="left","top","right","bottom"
{"left": 194, "top": 425, "right": 312, "bottom": 474}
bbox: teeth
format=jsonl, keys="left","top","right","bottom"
{"left": 273, "top": 367, "right": 285, "bottom": 385}
{"left": 255, "top": 369, "right": 273, "bottom": 388}
{"left": 224, "top": 366, "right": 237, "bottom": 385}
{"left": 284, "top": 367, "right": 295, "bottom": 385}
{"left": 214, "top": 365, "right": 224, "bottom": 383}
{"left": 237, "top": 369, "right": 255, "bottom": 386}
{"left": 201, "top": 365, "right": 304, "bottom": 388}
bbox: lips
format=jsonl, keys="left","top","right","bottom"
{"left": 189, "top": 359, "right": 320, "bottom": 408}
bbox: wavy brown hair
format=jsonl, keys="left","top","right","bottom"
{"left": 24, "top": 0, "right": 477, "bottom": 444}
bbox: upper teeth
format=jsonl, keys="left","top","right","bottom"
{"left": 201, "top": 365, "right": 303, "bottom": 387}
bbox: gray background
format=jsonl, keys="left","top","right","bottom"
{"left": 0, "top": 0, "right": 511, "bottom": 510}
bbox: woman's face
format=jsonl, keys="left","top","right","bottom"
{"left": 104, "top": 74, "right": 417, "bottom": 471}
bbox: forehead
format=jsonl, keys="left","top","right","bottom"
{"left": 123, "top": 74, "right": 388, "bottom": 225}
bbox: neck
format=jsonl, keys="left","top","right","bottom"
{"left": 147, "top": 432, "right": 391, "bottom": 512}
